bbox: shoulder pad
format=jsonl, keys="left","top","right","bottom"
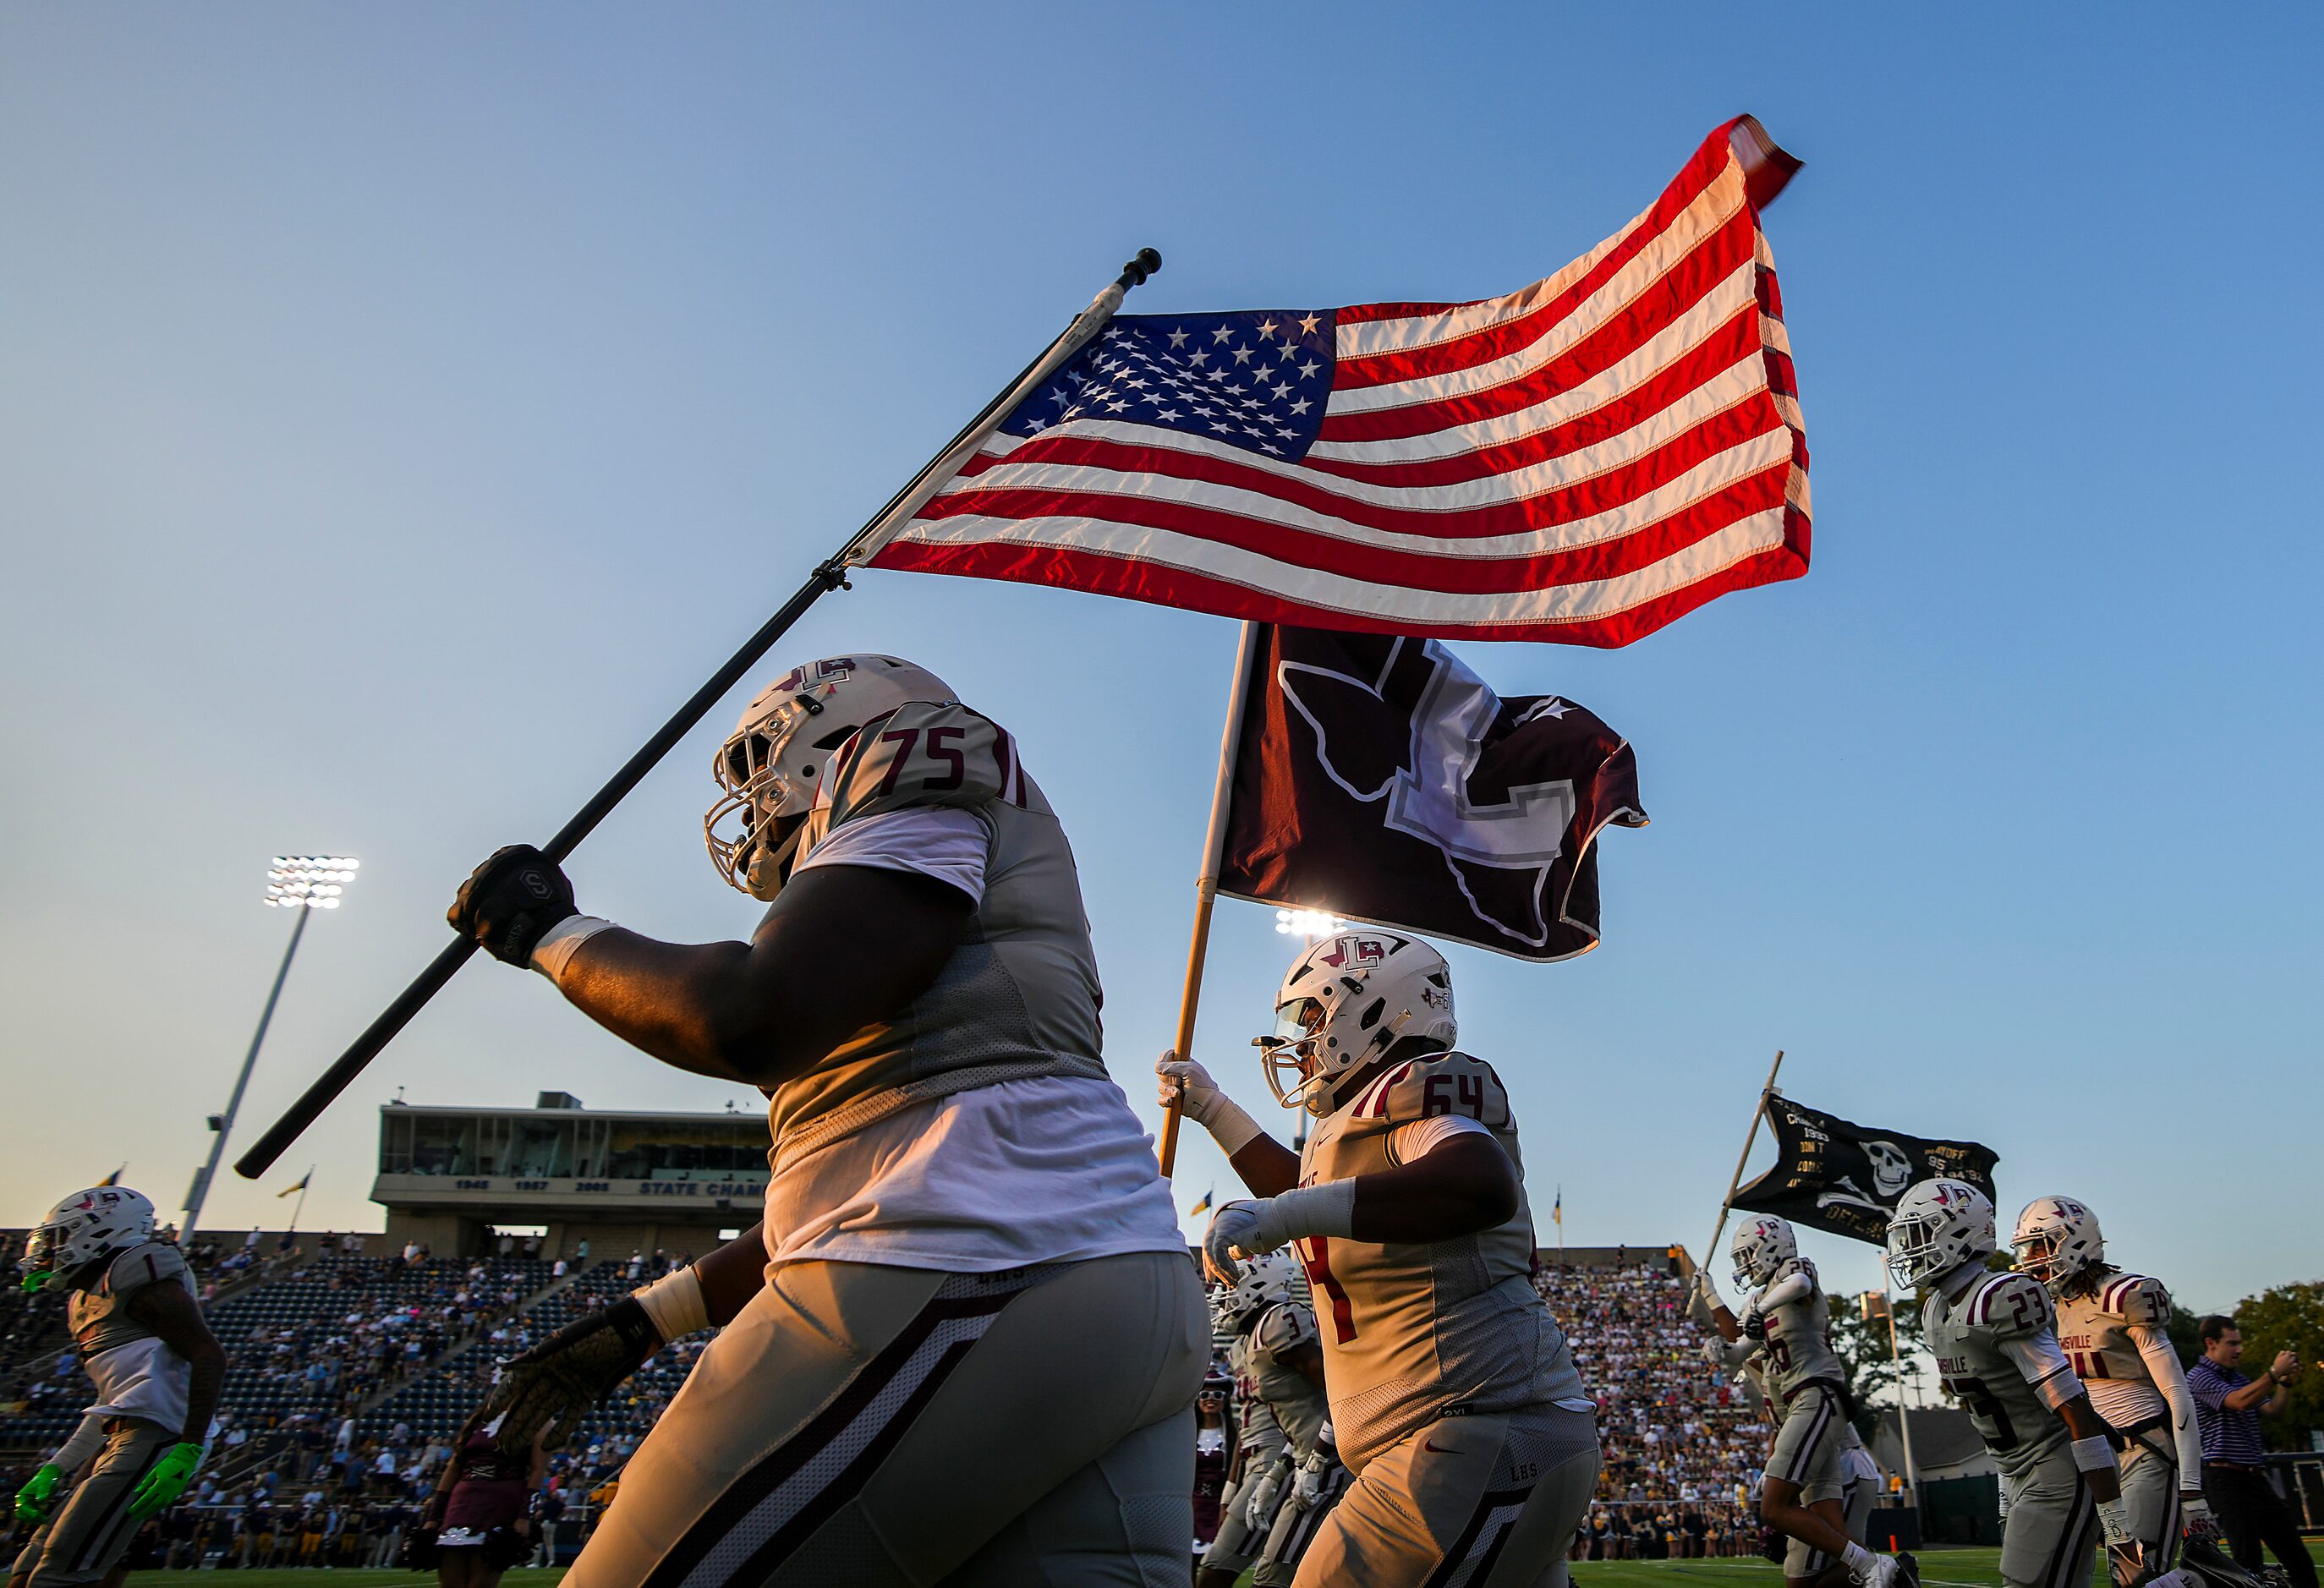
{"left": 2099, "top": 1273, "right": 2171, "bottom": 1328}
{"left": 823, "top": 702, "right": 1023, "bottom": 830}
{"left": 106, "top": 1241, "right": 189, "bottom": 1297}
{"left": 1254, "top": 1301, "right": 1318, "bottom": 1359}
{"left": 1342, "top": 1050, "right": 1512, "bottom": 1131}
{"left": 1773, "top": 1256, "right": 1817, "bottom": 1290}
{"left": 1966, "top": 1270, "right": 2054, "bottom": 1337}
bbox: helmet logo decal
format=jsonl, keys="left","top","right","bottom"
{"left": 775, "top": 657, "right": 855, "bottom": 695}
{"left": 1315, "top": 935, "right": 1386, "bottom": 970}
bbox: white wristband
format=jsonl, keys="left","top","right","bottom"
{"left": 2071, "top": 1434, "right": 2119, "bottom": 1475}
{"left": 631, "top": 1266, "right": 709, "bottom": 1341}
{"left": 1268, "top": 1178, "right": 1357, "bottom": 1242}
{"left": 1204, "top": 1095, "right": 1264, "bottom": 1158}
{"left": 2096, "top": 1495, "right": 2134, "bottom": 1547}
{"left": 531, "top": 915, "right": 618, "bottom": 983}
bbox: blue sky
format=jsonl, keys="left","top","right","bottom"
{"left": 3, "top": 5, "right": 2317, "bottom": 1314}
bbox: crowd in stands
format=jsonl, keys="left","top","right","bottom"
{"left": 3, "top": 1240, "right": 1828, "bottom": 1570}
{"left": 1537, "top": 1259, "right": 1777, "bottom": 1507}
{"left": 0, "top": 1235, "right": 719, "bottom": 1571}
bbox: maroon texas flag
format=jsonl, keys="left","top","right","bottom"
{"left": 1217, "top": 625, "right": 1647, "bottom": 961}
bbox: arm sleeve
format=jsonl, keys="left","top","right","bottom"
{"left": 2130, "top": 1322, "right": 2205, "bottom": 1481}
{"left": 792, "top": 806, "right": 988, "bottom": 903}
{"left": 1998, "top": 1330, "right": 2086, "bottom": 1411}
{"left": 1753, "top": 1271, "right": 1812, "bottom": 1311}
{"left": 1385, "top": 1112, "right": 1494, "bottom": 1165}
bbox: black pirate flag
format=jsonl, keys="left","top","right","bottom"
{"left": 1732, "top": 1096, "right": 2002, "bottom": 1245}
{"left": 1215, "top": 626, "right": 1647, "bottom": 961}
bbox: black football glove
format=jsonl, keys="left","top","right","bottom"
{"left": 469, "top": 1296, "right": 661, "bottom": 1455}
{"left": 449, "top": 845, "right": 578, "bottom": 966}
{"left": 1739, "top": 1306, "right": 1770, "bottom": 1344}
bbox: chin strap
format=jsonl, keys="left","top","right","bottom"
{"left": 743, "top": 820, "right": 811, "bottom": 899}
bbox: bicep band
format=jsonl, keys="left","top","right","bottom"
{"left": 2072, "top": 1434, "right": 2120, "bottom": 1475}
{"left": 531, "top": 915, "right": 618, "bottom": 982}
{"left": 632, "top": 1265, "right": 709, "bottom": 1341}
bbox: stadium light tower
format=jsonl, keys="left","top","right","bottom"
{"left": 181, "top": 857, "right": 359, "bottom": 1235}
{"left": 1273, "top": 907, "right": 1347, "bottom": 939}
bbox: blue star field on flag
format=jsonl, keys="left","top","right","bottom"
{"left": 1001, "top": 310, "right": 1339, "bottom": 462}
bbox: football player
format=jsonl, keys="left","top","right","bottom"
{"left": 11, "top": 1187, "right": 226, "bottom": 1588}
{"left": 2012, "top": 1196, "right": 2230, "bottom": 1576}
{"left": 1159, "top": 931, "right": 1599, "bottom": 1586}
{"left": 1202, "top": 1280, "right": 1290, "bottom": 1588}
{"left": 1889, "top": 1180, "right": 2247, "bottom": 1588}
{"left": 1695, "top": 1218, "right": 1903, "bottom": 1588}
{"left": 1197, "top": 1253, "right": 1333, "bottom": 1588}
{"left": 1703, "top": 1317, "right": 1885, "bottom": 1588}
{"left": 447, "top": 654, "right": 1204, "bottom": 1586}
{"left": 1238, "top": 1262, "right": 1345, "bottom": 1588}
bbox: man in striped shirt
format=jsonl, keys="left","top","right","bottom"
{"left": 2187, "top": 1317, "right": 2312, "bottom": 1588}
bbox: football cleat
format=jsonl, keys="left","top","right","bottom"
{"left": 2176, "top": 1539, "right": 2266, "bottom": 1588}
{"left": 1861, "top": 1552, "right": 1920, "bottom": 1588}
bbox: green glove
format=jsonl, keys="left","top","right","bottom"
{"left": 14, "top": 1463, "right": 63, "bottom": 1524}
{"left": 126, "top": 1443, "right": 201, "bottom": 1520}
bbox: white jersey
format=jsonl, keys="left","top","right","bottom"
{"left": 761, "top": 806, "right": 1182, "bottom": 1271}
{"left": 69, "top": 1242, "right": 195, "bottom": 1431}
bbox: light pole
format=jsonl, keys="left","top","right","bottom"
{"left": 1862, "top": 1288, "right": 1919, "bottom": 1503}
{"left": 182, "top": 857, "right": 359, "bottom": 1235}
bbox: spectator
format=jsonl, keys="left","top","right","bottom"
{"left": 2188, "top": 1314, "right": 2314, "bottom": 1588}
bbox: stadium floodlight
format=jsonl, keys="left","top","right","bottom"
{"left": 184, "top": 856, "right": 360, "bottom": 1233}
{"left": 266, "top": 855, "right": 361, "bottom": 909}
{"left": 1273, "top": 907, "right": 1346, "bottom": 939}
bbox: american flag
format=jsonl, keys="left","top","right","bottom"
{"left": 860, "top": 117, "right": 1808, "bottom": 648}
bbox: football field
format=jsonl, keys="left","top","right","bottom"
{"left": 110, "top": 1547, "right": 2324, "bottom": 1588}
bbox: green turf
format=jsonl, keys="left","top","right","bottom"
{"left": 109, "top": 1541, "right": 2324, "bottom": 1588}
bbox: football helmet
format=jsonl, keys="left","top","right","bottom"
{"left": 19, "top": 1186, "right": 156, "bottom": 1293}
{"left": 703, "top": 655, "right": 957, "bottom": 901}
{"left": 2012, "top": 1196, "right": 2106, "bottom": 1296}
{"left": 1730, "top": 1214, "right": 1798, "bottom": 1290}
{"left": 1886, "top": 1178, "right": 1996, "bottom": 1290}
{"left": 1211, "top": 1251, "right": 1299, "bottom": 1333}
{"left": 1259, "top": 931, "right": 1455, "bottom": 1114}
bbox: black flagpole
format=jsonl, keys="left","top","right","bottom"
{"left": 235, "top": 249, "right": 1163, "bottom": 1180}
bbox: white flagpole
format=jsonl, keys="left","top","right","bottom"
{"left": 1158, "top": 619, "right": 1264, "bottom": 1177}
{"left": 1702, "top": 1049, "right": 1784, "bottom": 1273}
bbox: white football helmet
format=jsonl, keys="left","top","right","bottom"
{"left": 2012, "top": 1196, "right": 2106, "bottom": 1296}
{"left": 19, "top": 1186, "right": 156, "bottom": 1293}
{"left": 704, "top": 654, "right": 958, "bottom": 901}
{"left": 1730, "top": 1214, "right": 1798, "bottom": 1290}
{"left": 1886, "top": 1177, "right": 1996, "bottom": 1290}
{"left": 1211, "top": 1251, "right": 1300, "bottom": 1333}
{"left": 1260, "top": 931, "right": 1456, "bottom": 1114}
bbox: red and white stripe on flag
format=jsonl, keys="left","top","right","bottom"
{"left": 861, "top": 117, "right": 1808, "bottom": 647}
